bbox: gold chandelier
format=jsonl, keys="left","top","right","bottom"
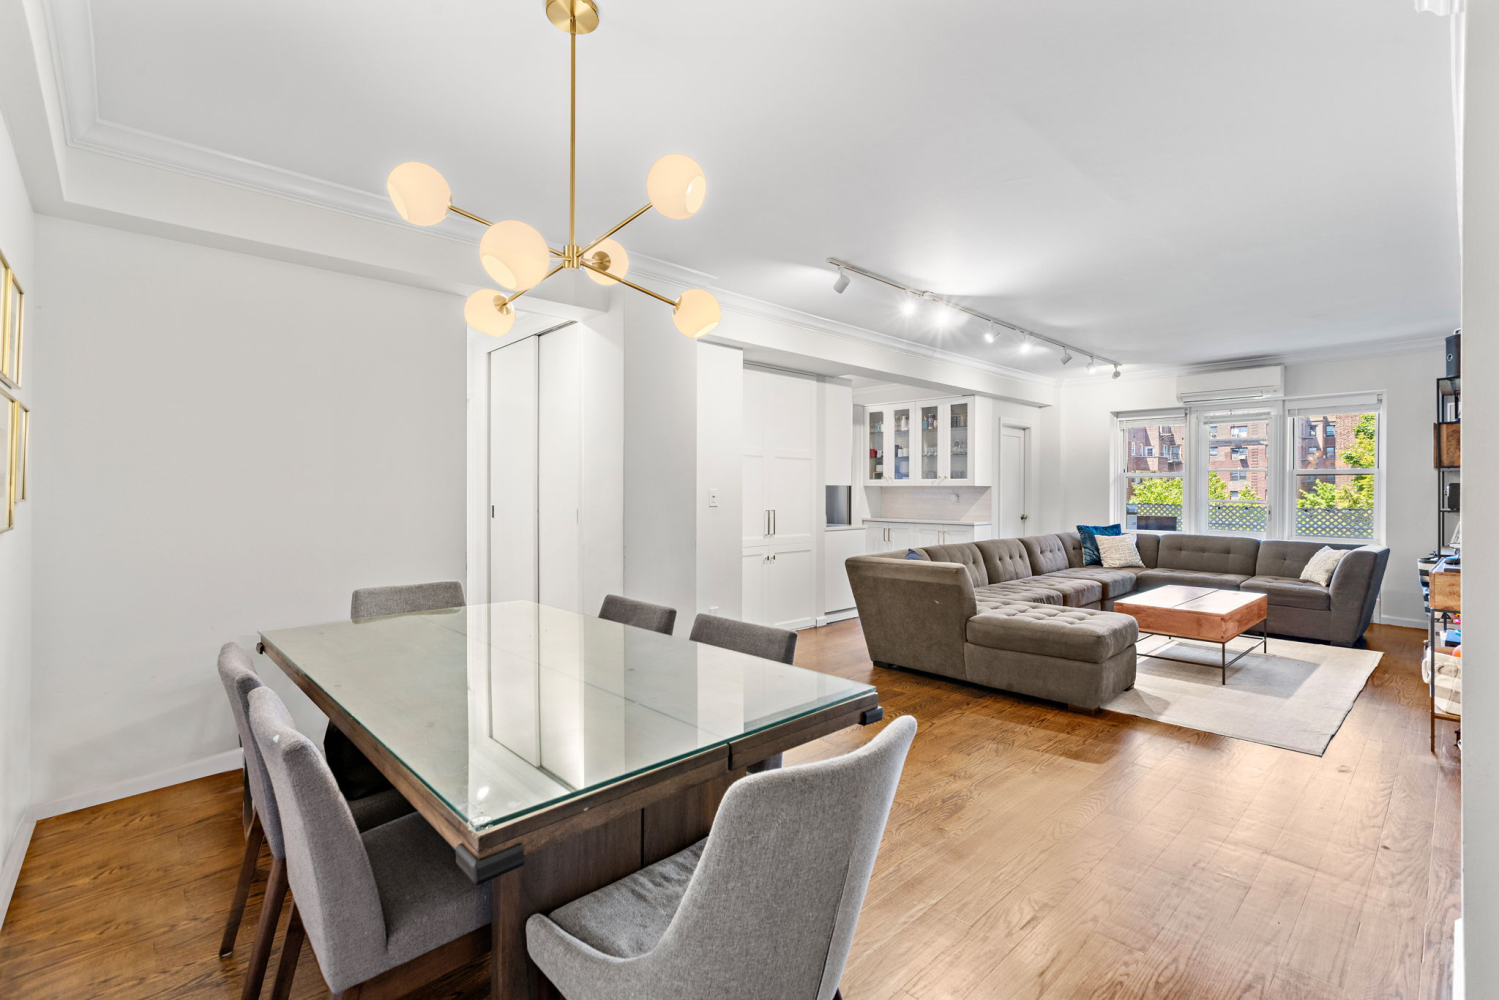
{"left": 385, "top": 0, "right": 720, "bottom": 339}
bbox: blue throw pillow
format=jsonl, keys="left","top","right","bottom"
{"left": 1077, "top": 524, "right": 1122, "bottom": 566}
{"left": 904, "top": 548, "right": 923, "bottom": 560}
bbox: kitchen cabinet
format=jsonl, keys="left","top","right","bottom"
{"left": 865, "top": 395, "right": 993, "bottom": 486}
{"left": 742, "top": 367, "right": 817, "bottom": 630}
{"left": 865, "top": 520, "right": 992, "bottom": 552}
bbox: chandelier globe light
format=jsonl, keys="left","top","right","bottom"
{"left": 387, "top": 0, "right": 718, "bottom": 338}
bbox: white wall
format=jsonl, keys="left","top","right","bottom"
{"left": 1462, "top": 0, "right": 1497, "bottom": 989}
{"left": 1056, "top": 349, "right": 1444, "bottom": 626}
{"left": 696, "top": 343, "right": 743, "bottom": 619}
{"left": 30, "top": 217, "right": 466, "bottom": 807}
{"left": 0, "top": 103, "right": 35, "bottom": 920}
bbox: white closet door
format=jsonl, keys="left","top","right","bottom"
{"left": 539, "top": 327, "right": 583, "bottom": 612}
{"left": 744, "top": 368, "right": 817, "bottom": 630}
{"left": 489, "top": 337, "right": 539, "bottom": 603}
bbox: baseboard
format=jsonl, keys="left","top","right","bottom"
{"left": 0, "top": 815, "right": 36, "bottom": 935}
{"left": 31, "top": 748, "right": 244, "bottom": 822}
{"left": 1380, "top": 614, "right": 1430, "bottom": 631}
{"left": 815, "top": 609, "right": 859, "bottom": 627}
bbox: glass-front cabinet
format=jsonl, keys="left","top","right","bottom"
{"left": 865, "top": 395, "right": 989, "bottom": 486}
{"left": 891, "top": 407, "right": 911, "bottom": 481}
{"left": 867, "top": 409, "right": 886, "bottom": 481}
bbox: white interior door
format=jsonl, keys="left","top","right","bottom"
{"left": 999, "top": 424, "right": 1030, "bottom": 537}
{"left": 539, "top": 328, "right": 583, "bottom": 612}
{"left": 489, "top": 337, "right": 539, "bottom": 602}
{"left": 741, "top": 368, "right": 817, "bottom": 629}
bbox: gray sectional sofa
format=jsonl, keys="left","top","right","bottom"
{"left": 845, "top": 531, "right": 1388, "bottom": 710}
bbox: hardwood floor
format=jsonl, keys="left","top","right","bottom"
{"left": 0, "top": 621, "right": 1459, "bottom": 999}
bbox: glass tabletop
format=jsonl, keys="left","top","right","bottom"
{"left": 260, "top": 601, "right": 874, "bottom": 832}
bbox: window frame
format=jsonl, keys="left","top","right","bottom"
{"left": 1284, "top": 398, "right": 1385, "bottom": 546}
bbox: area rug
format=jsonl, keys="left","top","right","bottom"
{"left": 1101, "top": 635, "right": 1382, "bottom": 755}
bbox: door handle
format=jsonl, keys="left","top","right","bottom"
{"left": 771, "top": 509, "right": 777, "bottom": 536}
{"left": 765, "top": 509, "right": 771, "bottom": 536}
{"left": 1020, "top": 514, "right": 1029, "bottom": 521}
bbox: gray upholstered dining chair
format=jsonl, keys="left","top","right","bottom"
{"left": 246, "top": 685, "right": 493, "bottom": 1000}
{"left": 689, "top": 613, "right": 797, "bottom": 664}
{"left": 597, "top": 593, "right": 677, "bottom": 635}
{"left": 689, "top": 613, "right": 799, "bottom": 771}
{"left": 216, "top": 643, "right": 411, "bottom": 1000}
{"left": 350, "top": 579, "right": 465, "bottom": 620}
{"left": 331, "top": 581, "right": 466, "bottom": 801}
{"left": 526, "top": 714, "right": 918, "bottom": 1000}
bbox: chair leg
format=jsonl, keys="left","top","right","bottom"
{"left": 241, "top": 856, "right": 290, "bottom": 1000}
{"left": 220, "top": 812, "right": 266, "bottom": 957}
{"left": 269, "top": 904, "right": 305, "bottom": 1000}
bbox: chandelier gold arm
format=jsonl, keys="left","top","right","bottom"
{"left": 447, "top": 205, "right": 492, "bottom": 226}
{"left": 502, "top": 265, "right": 568, "bottom": 306}
{"left": 580, "top": 261, "right": 679, "bottom": 307}
{"left": 582, "top": 203, "right": 652, "bottom": 255}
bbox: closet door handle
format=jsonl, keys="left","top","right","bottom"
{"left": 765, "top": 509, "right": 771, "bottom": 536}
{"left": 771, "top": 509, "right": 777, "bottom": 536}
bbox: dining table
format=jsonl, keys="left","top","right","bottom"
{"left": 258, "top": 600, "right": 882, "bottom": 998}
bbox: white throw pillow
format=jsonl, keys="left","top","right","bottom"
{"left": 1300, "top": 546, "right": 1347, "bottom": 587}
{"left": 1097, "top": 533, "right": 1145, "bottom": 568}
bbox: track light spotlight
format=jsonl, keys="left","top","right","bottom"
{"left": 1086, "top": 357, "right": 1097, "bottom": 374}
{"left": 900, "top": 295, "right": 917, "bottom": 316}
{"left": 1018, "top": 334, "right": 1034, "bottom": 354}
{"left": 833, "top": 268, "right": 850, "bottom": 294}
{"left": 1112, "top": 365, "right": 1122, "bottom": 380}
{"left": 1060, "top": 348, "right": 1073, "bottom": 365}
{"left": 984, "top": 323, "right": 997, "bottom": 343}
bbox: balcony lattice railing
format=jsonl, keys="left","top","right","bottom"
{"left": 1126, "top": 502, "right": 1373, "bottom": 539}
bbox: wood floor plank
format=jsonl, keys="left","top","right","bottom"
{"left": 0, "top": 621, "right": 1456, "bottom": 1000}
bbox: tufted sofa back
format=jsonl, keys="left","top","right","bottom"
{"left": 975, "top": 538, "right": 1033, "bottom": 583}
{"left": 1156, "top": 534, "right": 1259, "bottom": 576}
{"left": 1019, "top": 533, "right": 1083, "bottom": 574}
{"left": 1256, "top": 539, "right": 1360, "bottom": 578}
{"left": 915, "top": 543, "right": 990, "bottom": 587}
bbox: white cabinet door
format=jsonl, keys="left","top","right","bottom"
{"left": 867, "top": 524, "right": 889, "bottom": 551}
{"left": 741, "top": 368, "right": 817, "bottom": 629}
{"left": 941, "top": 524, "right": 976, "bottom": 544}
{"left": 888, "top": 524, "right": 916, "bottom": 551}
{"left": 945, "top": 399, "right": 973, "bottom": 483}
{"left": 866, "top": 408, "right": 889, "bottom": 484}
{"left": 914, "top": 525, "right": 944, "bottom": 548}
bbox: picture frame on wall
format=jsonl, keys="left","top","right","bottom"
{"left": 15, "top": 402, "right": 27, "bottom": 503}
{"left": 0, "top": 387, "right": 13, "bottom": 532}
{"left": 0, "top": 263, "right": 23, "bottom": 389}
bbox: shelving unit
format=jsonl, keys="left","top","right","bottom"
{"left": 865, "top": 395, "right": 991, "bottom": 486}
{"left": 1422, "top": 374, "right": 1460, "bottom": 753}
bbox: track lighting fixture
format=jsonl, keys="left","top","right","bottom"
{"left": 825, "top": 257, "right": 1122, "bottom": 373}
{"left": 1112, "top": 365, "right": 1122, "bottom": 379}
{"left": 1086, "top": 357, "right": 1097, "bottom": 374}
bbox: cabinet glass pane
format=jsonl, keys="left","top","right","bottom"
{"left": 892, "top": 408, "right": 911, "bottom": 480}
{"left": 950, "top": 403, "right": 969, "bottom": 480}
{"left": 868, "top": 410, "right": 885, "bottom": 480}
{"left": 921, "top": 406, "right": 939, "bottom": 479}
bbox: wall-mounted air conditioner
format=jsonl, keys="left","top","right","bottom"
{"left": 1176, "top": 365, "right": 1284, "bottom": 404}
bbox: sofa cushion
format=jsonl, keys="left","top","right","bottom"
{"left": 915, "top": 542, "right": 989, "bottom": 587}
{"left": 1255, "top": 539, "right": 1359, "bottom": 580}
{"left": 976, "top": 582, "right": 1065, "bottom": 608}
{"left": 1029, "top": 573, "right": 1105, "bottom": 608}
{"left": 1040, "top": 566, "right": 1142, "bottom": 601}
{"left": 1019, "top": 534, "right": 1077, "bottom": 575}
{"left": 1134, "top": 532, "right": 1162, "bottom": 568}
{"left": 967, "top": 603, "right": 1138, "bottom": 662}
{"left": 975, "top": 537, "right": 1033, "bottom": 583}
{"left": 1156, "top": 534, "right": 1259, "bottom": 577}
{"left": 1135, "top": 568, "right": 1253, "bottom": 591}
{"left": 1241, "top": 575, "right": 1332, "bottom": 611}
{"left": 1077, "top": 524, "right": 1122, "bottom": 565}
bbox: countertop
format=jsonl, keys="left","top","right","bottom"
{"left": 824, "top": 525, "right": 866, "bottom": 532}
{"left": 862, "top": 518, "right": 992, "bottom": 526}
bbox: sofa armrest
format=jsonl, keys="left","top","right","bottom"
{"left": 845, "top": 555, "right": 978, "bottom": 677}
{"left": 1327, "top": 545, "right": 1390, "bottom": 645}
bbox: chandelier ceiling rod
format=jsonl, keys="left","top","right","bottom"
{"left": 385, "top": 0, "right": 721, "bottom": 340}
{"left": 825, "top": 257, "right": 1122, "bottom": 369}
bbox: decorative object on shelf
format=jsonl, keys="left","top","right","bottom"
{"left": 0, "top": 249, "right": 22, "bottom": 389}
{"left": 825, "top": 257, "right": 1122, "bottom": 373}
{"left": 386, "top": 0, "right": 719, "bottom": 340}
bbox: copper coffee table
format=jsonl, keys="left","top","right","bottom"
{"left": 1113, "top": 585, "right": 1269, "bottom": 684}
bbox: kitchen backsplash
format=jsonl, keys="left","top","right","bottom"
{"left": 866, "top": 486, "right": 993, "bottom": 522}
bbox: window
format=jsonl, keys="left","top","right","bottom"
{"left": 1290, "top": 407, "right": 1380, "bottom": 540}
{"left": 1204, "top": 412, "right": 1270, "bottom": 535}
{"left": 1209, "top": 446, "right": 1219, "bottom": 458}
{"left": 1120, "top": 413, "right": 1187, "bottom": 532}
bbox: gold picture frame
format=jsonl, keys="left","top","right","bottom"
{"left": 0, "top": 260, "right": 22, "bottom": 389}
{"left": 0, "top": 387, "right": 14, "bottom": 532}
{"left": 14, "top": 402, "right": 27, "bottom": 503}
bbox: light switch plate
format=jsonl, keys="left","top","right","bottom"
{"left": 708, "top": 489, "right": 720, "bottom": 508}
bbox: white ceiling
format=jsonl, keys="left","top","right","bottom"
{"left": 60, "top": 0, "right": 1459, "bottom": 376}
